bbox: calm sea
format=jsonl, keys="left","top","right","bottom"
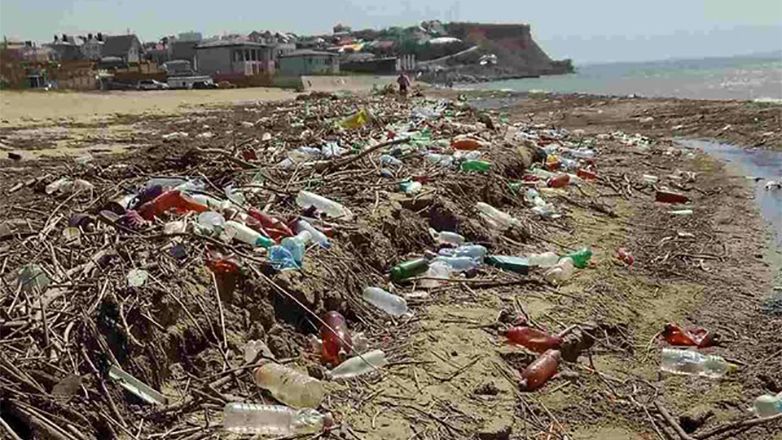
{"left": 467, "top": 54, "right": 782, "bottom": 101}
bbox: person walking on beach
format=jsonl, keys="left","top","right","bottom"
{"left": 397, "top": 72, "right": 411, "bottom": 96}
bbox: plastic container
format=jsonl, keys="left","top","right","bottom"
{"left": 225, "top": 220, "right": 275, "bottom": 248}
{"left": 137, "top": 190, "right": 209, "bottom": 220}
{"left": 544, "top": 257, "right": 575, "bottom": 285}
{"left": 754, "top": 393, "right": 782, "bottom": 418}
{"left": 438, "top": 245, "right": 488, "bottom": 261}
{"left": 659, "top": 348, "right": 732, "bottom": 379}
{"left": 506, "top": 327, "right": 562, "bottom": 353}
{"left": 296, "top": 191, "right": 353, "bottom": 220}
{"left": 390, "top": 258, "right": 429, "bottom": 282}
{"left": 295, "top": 219, "right": 331, "bottom": 249}
{"left": 519, "top": 349, "right": 560, "bottom": 391}
{"left": 429, "top": 228, "right": 465, "bottom": 246}
{"left": 362, "top": 287, "right": 408, "bottom": 317}
{"left": 460, "top": 160, "right": 492, "bottom": 173}
{"left": 476, "top": 202, "right": 520, "bottom": 230}
{"left": 327, "top": 350, "right": 388, "bottom": 380}
{"left": 253, "top": 363, "right": 325, "bottom": 408}
{"left": 321, "top": 311, "right": 352, "bottom": 365}
{"left": 223, "top": 403, "right": 332, "bottom": 436}
{"left": 528, "top": 252, "right": 559, "bottom": 268}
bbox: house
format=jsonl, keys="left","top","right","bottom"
{"left": 170, "top": 40, "right": 199, "bottom": 70}
{"left": 102, "top": 34, "right": 142, "bottom": 64}
{"left": 278, "top": 50, "right": 339, "bottom": 76}
{"left": 80, "top": 33, "right": 104, "bottom": 60}
{"left": 195, "top": 40, "right": 274, "bottom": 77}
{"left": 47, "top": 34, "right": 83, "bottom": 61}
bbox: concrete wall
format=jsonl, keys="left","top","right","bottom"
{"left": 279, "top": 55, "right": 339, "bottom": 76}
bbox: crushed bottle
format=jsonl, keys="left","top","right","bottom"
{"left": 661, "top": 323, "right": 716, "bottom": 348}
{"left": 137, "top": 190, "right": 209, "bottom": 220}
{"left": 362, "top": 287, "right": 408, "bottom": 317}
{"left": 253, "top": 363, "right": 325, "bottom": 408}
{"left": 223, "top": 403, "right": 333, "bottom": 436}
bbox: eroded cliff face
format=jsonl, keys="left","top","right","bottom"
{"left": 426, "top": 22, "right": 572, "bottom": 83}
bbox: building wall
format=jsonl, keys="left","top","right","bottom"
{"left": 81, "top": 41, "right": 103, "bottom": 60}
{"left": 279, "top": 55, "right": 338, "bottom": 76}
{"left": 128, "top": 40, "right": 141, "bottom": 63}
{"left": 196, "top": 46, "right": 232, "bottom": 75}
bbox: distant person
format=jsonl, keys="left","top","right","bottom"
{"left": 397, "top": 73, "right": 411, "bottom": 96}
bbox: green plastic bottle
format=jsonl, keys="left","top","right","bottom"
{"left": 567, "top": 247, "right": 592, "bottom": 269}
{"left": 390, "top": 258, "right": 429, "bottom": 282}
{"left": 486, "top": 256, "right": 530, "bottom": 275}
{"left": 460, "top": 160, "right": 492, "bottom": 173}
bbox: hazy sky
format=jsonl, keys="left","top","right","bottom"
{"left": 1, "top": 0, "right": 780, "bottom": 63}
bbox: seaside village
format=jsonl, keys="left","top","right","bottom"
{"left": 0, "top": 21, "right": 573, "bottom": 90}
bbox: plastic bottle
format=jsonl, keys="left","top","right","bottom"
{"left": 519, "top": 349, "right": 561, "bottom": 391}
{"left": 189, "top": 193, "right": 226, "bottom": 211}
{"left": 460, "top": 160, "right": 492, "bottom": 173}
{"left": 544, "top": 257, "right": 575, "bottom": 285}
{"left": 390, "top": 258, "right": 430, "bottom": 282}
{"left": 362, "top": 287, "right": 408, "bottom": 316}
{"left": 295, "top": 219, "right": 331, "bottom": 249}
{"left": 248, "top": 209, "right": 294, "bottom": 240}
{"left": 451, "top": 138, "right": 483, "bottom": 151}
{"left": 476, "top": 202, "right": 520, "bottom": 230}
{"left": 137, "top": 190, "right": 209, "bottom": 220}
{"left": 528, "top": 252, "right": 559, "bottom": 268}
{"left": 432, "top": 256, "right": 478, "bottom": 272}
{"left": 253, "top": 363, "right": 325, "bottom": 408}
{"left": 281, "top": 231, "right": 312, "bottom": 265}
{"left": 296, "top": 191, "right": 353, "bottom": 220}
{"left": 197, "top": 212, "right": 225, "bottom": 233}
{"left": 525, "top": 189, "right": 547, "bottom": 208}
{"left": 438, "top": 245, "right": 488, "bottom": 261}
{"left": 327, "top": 350, "right": 388, "bottom": 380}
{"left": 225, "top": 220, "right": 275, "bottom": 248}
{"left": 753, "top": 393, "right": 782, "bottom": 418}
{"left": 661, "top": 323, "right": 715, "bottom": 348}
{"left": 659, "top": 348, "right": 732, "bottom": 379}
{"left": 486, "top": 255, "right": 530, "bottom": 275}
{"left": 655, "top": 190, "right": 689, "bottom": 204}
{"left": 399, "top": 181, "right": 422, "bottom": 194}
{"left": 506, "top": 327, "right": 562, "bottom": 353}
{"left": 269, "top": 245, "right": 298, "bottom": 270}
{"left": 429, "top": 228, "right": 465, "bottom": 246}
{"left": 379, "top": 154, "right": 403, "bottom": 167}
{"left": 223, "top": 403, "right": 332, "bottom": 436}
{"left": 321, "top": 311, "right": 352, "bottom": 365}
{"left": 425, "top": 153, "right": 454, "bottom": 167}
{"left": 577, "top": 168, "right": 598, "bottom": 180}
{"left": 547, "top": 174, "right": 570, "bottom": 188}
{"left": 566, "top": 248, "right": 592, "bottom": 269}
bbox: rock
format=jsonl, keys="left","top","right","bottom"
{"left": 560, "top": 327, "right": 596, "bottom": 362}
{"left": 478, "top": 420, "right": 512, "bottom": 440}
{"left": 474, "top": 382, "right": 501, "bottom": 396}
{"left": 679, "top": 408, "right": 714, "bottom": 433}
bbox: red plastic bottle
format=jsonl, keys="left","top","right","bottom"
{"left": 655, "top": 190, "right": 689, "bottom": 204}
{"left": 617, "top": 248, "right": 635, "bottom": 266}
{"left": 320, "top": 311, "right": 352, "bottom": 365}
{"left": 520, "top": 349, "right": 561, "bottom": 391}
{"left": 137, "top": 190, "right": 209, "bottom": 220}
{"left": 662, "top": 323, "right": 715, "bottom": 348}
{"left": 577, "top": 168, "right": 598, "bottom": 181}
{"left": 547, "top": 174, "right": 570, "bottom": 188}
{"left": 506, "top": 327, "right": 562, "bottom": 353}
{"left": 248, "top": 208, "right": 294, "bottom": 240}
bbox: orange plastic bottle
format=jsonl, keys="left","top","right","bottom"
{"left": 137, "top": 190, "right": 209, "bottom": 220}
{"left": 662, "top": 323, "right": 715, "bottom": 348}
{"left": 519, "top": 349, "right": 560, "bottom": 391}
{"left": 320, "top": 311, "right": 352, "bottom": 365}
{"left": 506, "top": 327, "right": 562, "bottom": 353}
{"left": 547, "top": 174, "right": 570, "bottom": 188}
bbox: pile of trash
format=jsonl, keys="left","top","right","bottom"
{"left": 0, "top": 93, "right": 777, "bottom": 439}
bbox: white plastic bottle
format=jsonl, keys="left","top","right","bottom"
{"left": 659, "top": 348, "right": 732, "bottom": 379}
{"left": 253, "top": 363, "right": 325, "bottom": 408}
{"left": 224, "top": 221, "right": 274, "bottom": 248}
{"left": 327, "top": 350, "right": 388, "bottom": 380}
{"left": 528, "top": 252, "right": 559, "bottom": 268}
{"left": 475, "top": 202, "right": 520, "bottom": 230}
{"left": 296, "top": 191, "right": 353, "bottom": 220}
{"left": 544, "top": 257, "right": 575, "bottom": 284}
{"left": 429, "top": 228, "right": 465, "bottom": 246}
{"left": 362, "top": 287, "right": 408, "bottom": 317}
{"left": 223, "top": 403, "right": 332, "bottom": 435}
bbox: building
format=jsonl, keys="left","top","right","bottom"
{"left": 278, "top": 50, "right": 339, "bottom": 76}
{"left": 170, "top": 40, "right": 199, "bottom": 70}
{"left": 102, "top": 34, "right": 142, "bottom": 64}
{"left": 177, "top": 31, "right": 202, "bottom": 42}
{"left": 48, "top": 35, "right": 83, "bottom": 61}
{"left": 81, "top": 35, "right": 104, "bottom": 60}
{"left": 195, "top": 40, "right": 274, "bottom": 77}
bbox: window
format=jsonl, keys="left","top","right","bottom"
{"left": 245, "top": 50, "right": 250, "bottom": 61}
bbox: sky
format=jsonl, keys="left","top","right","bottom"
{"left": 1, "top": 0, "right": 781, "bottom": 63}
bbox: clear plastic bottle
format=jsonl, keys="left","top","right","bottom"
{"left": 753, "top": 393, "right": 782, "bottom": 418}
{"left": 659, "top": 348, "right": 732, "bottom": 379}
{"left": 475, "top": 202, "right": 520, "bottom": 230}
{"left": 224, "top": 220, "right": 275, "bottom": 248}
{"left": 327, "top": 350, "right": 388, "bottom": 380}
{"left": 223, "top": 403, "right": 332, "bottom": 435}
{"left": 379, "top": 154, "right": 403, "bottom": 167}
{"left": 253, "top": 363, "right": 325, "bottom": 408}
{"left": 399, "top": 181, "right": 422, "bottom": 194}
{"left": 425, "top": 153, "right": 454, "bottom": 167}
{"left": 296, "top": 191, "right": 353, "bottom": 220}
{"left": 544, "top": 257, "right": 575, "bottom": 285}
{"left": 281, "top": 231, "right": 312, "bottom": 265}
{"left": 432, "top": 256, "right": 478, "bottom": 272}
{"left": 429, "top": 228, "right": 465, "bottom": 246}
{"left": 295, "top": 219, "right": 331, "bottom": 249}
{"left": 438, "top": 245, "right": 488, "bottom": 261}
{"left": 362, "top": 287, "right": 408, "bottom": 317}
{"left": 528, "top": 252, "right": 559, "bottom": 268}
{"left": 189, "top": 193, "right": 226, "bottom": 211}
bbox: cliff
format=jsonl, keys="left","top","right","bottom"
{"left": 422, "top": 22, "right": 573, "bottom": 83}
